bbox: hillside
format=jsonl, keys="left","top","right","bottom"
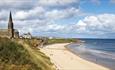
{"left": 0, "top": 37, "right": 55, "bottom": 70}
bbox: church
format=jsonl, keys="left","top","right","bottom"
{"left": 0, "top": 12, "right": 19, "bottom": 38}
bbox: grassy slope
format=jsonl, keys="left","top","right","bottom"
{"left": 0, "top": 37, "right": 55, "bottom": 70}
{"left": 47, "top": 38, "right": 77, "bottom": 45}
{"left": 0, "top": 37, "right": 40, "bottom": 70}
{"left": 18, "top": 40, "right": 55, "bottom": 70}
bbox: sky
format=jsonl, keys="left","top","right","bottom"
{"left": 0, "top": 0, "right": 115, "bottom": 38}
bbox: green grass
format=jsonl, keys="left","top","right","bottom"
{"left": 19, "top": 40, "right": 55, "bottom": 70}
{"left": 46, "top": 38, "right": 77, "bottom": 45}
{"left": 0, "top": 37, "right": 55, "bottom": 70}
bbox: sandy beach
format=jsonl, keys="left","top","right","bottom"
{"left": 40, "top": 43, "right": 110, "bottom": 70}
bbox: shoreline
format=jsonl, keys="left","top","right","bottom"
{"left": 40, "top": 43, "right": 110, "bottom": 70}
{"left": 65, "top": 43, "right": 115, "bottom": 70}
{"left": 64, "top": 43, "right": 111, "bottom": 70}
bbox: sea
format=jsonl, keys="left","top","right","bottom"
{"left": 67, "top": 39, "right": 115, "bottom": 70}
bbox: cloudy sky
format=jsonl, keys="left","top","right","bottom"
{"left": 0, "top": 0, "right": 115, "bottom": 38}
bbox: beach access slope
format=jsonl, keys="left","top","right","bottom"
{"left": 40, "top": 43, "right": 110, "bottom": 70}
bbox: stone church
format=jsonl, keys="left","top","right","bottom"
{"left": 0, "top": 12, "right": 19, "bottom": 38}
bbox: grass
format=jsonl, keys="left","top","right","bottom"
{"left": 46, "top": 38, "right": 77, "bottom": 45}
{"left": 0, "top": 37, "right": 55, "bottom": 70}
{"left": 18, "top": 40, "right": 55, "bottom": 70}
{"left": 0, "top": 37, "right": 40, "bottom": 70}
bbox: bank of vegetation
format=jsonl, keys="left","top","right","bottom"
{"left": 46, "top": 38, "right": 77, "bottom": 45}
{"left": 0, "top": 37, "right": 55, "bottom": 70}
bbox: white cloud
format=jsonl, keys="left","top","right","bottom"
{"left": 0, "top": 0, "right": 36, "bottom": 10}
{"left": 73, "top": 14, "right": 115, "bottom": 36}
{"left": 75, "top": 20, "right": 87, "bottom": 32}
{"left": 0, "top": 10, "right": 9, "bottom": 20}
{"left": 13, "top": 19, "right": 65, "bottom": 35}
{"left": 45, "top": 7, "right": 80, "bottom": 19}
{"left": 14, "top": 11, "right": 28, "bottom": 20}
{"left": 14, "top": 6, "right": 45, "bottom": 20}
{"left": 0, "top": 0, "right": 34, "bottom": 5}
{"left": 1, "top": 9, "right": 115, "bottom": 38}
{"left": 38, "top": 0, "right": 78, "bottom": 6}
{"left": 14, "top": 7, "right": 81, "bottom": 20}
{"left": 0, "top": 0, "right": 115, "bottom": 38}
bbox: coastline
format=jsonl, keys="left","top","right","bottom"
{"left": 64, "top": 43, "right": 114, "bottom": 70}
{"left": 40, "top": 43, "right": 110, "bottom": 70}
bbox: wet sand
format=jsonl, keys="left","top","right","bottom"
{"left": 40, "top": 43, "right": 110, "bottom": 70}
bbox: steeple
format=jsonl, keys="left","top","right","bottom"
{"left": 8, "top": 11, "right": 13, "bottom": 29}
{"left": 8, "top": 11, "right": 14, "bottom": 38}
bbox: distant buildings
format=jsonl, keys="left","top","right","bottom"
{"left": 21, "top": 32, "right": 32, "bottom": 39}
{"left": 0, "top": 12, "right": 19, "bottom": 38}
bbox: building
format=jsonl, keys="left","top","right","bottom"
{"left": 21, "top": 32, "right": 32, "bottom": 39}
{"left": 0, "top": 12, "right": 19, "bottom": 38}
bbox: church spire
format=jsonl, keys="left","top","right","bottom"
{"left": 8, "top": 11, "right": 14, "bottom": 38}
{"left": 8, "top": 11, "right": 13, "bottom": 29}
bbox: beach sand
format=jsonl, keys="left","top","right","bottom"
{"left": 40, "top": 43, "right": 110, "bottom": 70}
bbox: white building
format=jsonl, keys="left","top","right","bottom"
{"left": 22, "top": 32, "right": 32, "bottom": 39}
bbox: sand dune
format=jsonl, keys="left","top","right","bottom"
{"left": 40, "top": 43, "right": 110, "bottom": 70}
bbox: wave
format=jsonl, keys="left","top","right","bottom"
{"left": 68, "top": 41, "right": 115, "bottom": 70}
{"left": 68, "top": 44, "right": 115, "bottom": 60}
{"left": 86, "top": 48, "right": 115, "bottom": 60}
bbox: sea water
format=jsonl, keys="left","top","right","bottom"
{"left": 67, "top": 39, "right": 115, "bottom": 70}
